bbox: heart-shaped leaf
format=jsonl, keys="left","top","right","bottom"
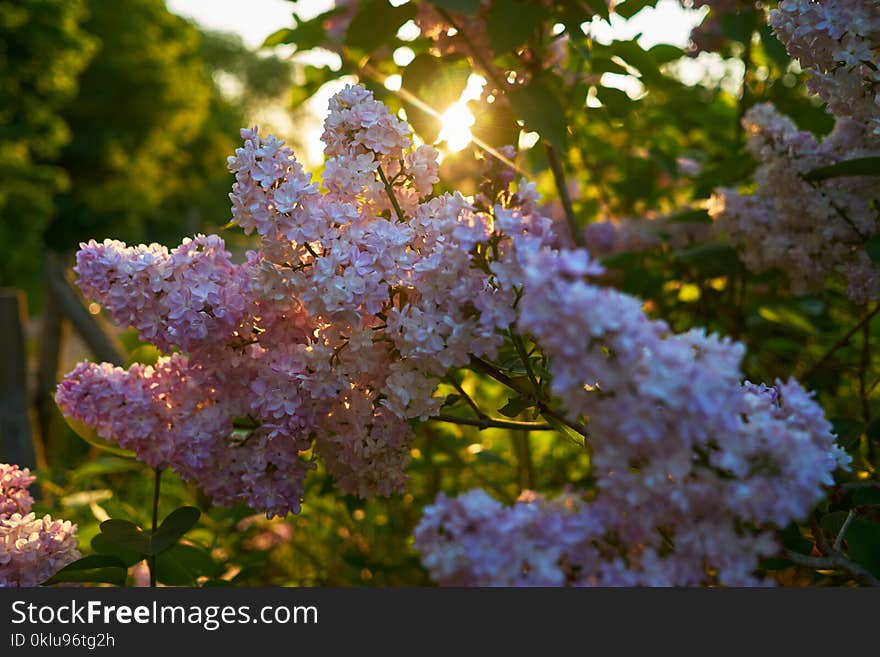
{"left": 43, "top": 555, "right": 127, "bottom": 586}
{"left": 99, "top": 519, "right": 151, "bottom": 554}
{"left": 151, "top": 507, "right": 201, "bottom": 555}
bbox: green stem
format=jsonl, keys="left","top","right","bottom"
{"left": 468, "top": 355, "right": 590, "bottom": 440}
{"left": 802, "top": 304, "right": 880, "bottom": 380}
{"left": 377, "top": 165, "right": 405, "bottom": 222}
{"left": 148, "top": 468, "right": 163, "bottom": 588}
{"left": 430, "top": 414, "right": 554, "bottom": 431}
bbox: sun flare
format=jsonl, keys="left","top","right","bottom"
{"left": 437, "top": 102, "right": 475, "bottom": 152}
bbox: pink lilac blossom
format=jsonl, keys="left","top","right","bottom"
{"left": 710, "top": 103, "right": 880, "bottom": 302}
{"left": 771, "top": 0, "right": 880, "bottom": 135}
{"left": 58, "top": 85, "right": 848, "bottom": 584}
{"left": 0, "top": 464, "right": 79, "bottom": 587}
{"left": 0, "top": 464, "right": 35, "bottom": 517}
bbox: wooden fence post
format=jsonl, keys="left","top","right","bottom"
{"left": 46, "top": 258, "right": 123, "bottom": 366}
{"left": 0, "top": 289, "right": 37, "bottom": 468}
{"left": 36, "top": 260, "right": 69, "bottom": 457}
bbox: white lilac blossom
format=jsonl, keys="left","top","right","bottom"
{"left": 0, "top": 464, "right": 79, "bottom": 587}
{"left": 771, "top": 0, "right": 880, "bottom": 135}
{"left": 58, "top": 85, "right": 848, "bottom": 585}
{"left": 710, "top": 103, "right": 880, "bottom": 302}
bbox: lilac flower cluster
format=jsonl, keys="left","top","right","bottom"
{"left": 771, "top": 0, "right": 880, "bottom": 135}
{"left": 710, "top": 103, "right": 880, "bottom": 302}
{"left": 0, "top": 464, "right": 79, "bottom": 587}
{"left": 57, "top": 85, "right": 848, "bottom": 584}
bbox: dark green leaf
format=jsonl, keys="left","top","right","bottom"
{"left": 845, "top": 520, "right": 880, "bottom": 577}
{"left": 649, "top": 43, "right": 685, "bottom": 65}
{"left": 666, "top": 209, "right": 711, "bottom": 224}
{"left": 507, "top": 78, "right": 568, "bottom": 149}
{"left": 429, "top": 0, "right": 481, "bottom": 15}
{"left": 156, "top": 544, "right": 216, "bottom": 586}
{"left": 346, "top": 0, "right": 416, "bottom": 54}
{"left": 595, "top": 86, "right": 633, "bottom": 114}
{"left": 498, "top": 396, "right": 532, "bottom": 418}
{"left": 91, "top": 533, "right": 143, "bottom": 568}
{"left": 674, "top": 243, "right": 740, "bottom": 276}
{"left": 261, "top": 10, "right": 338, "bottom": 50}
{"left": 719, "top": 10, "right": 757, "bottom": 44}
{"left": 865, "top": 236, "right": 880, "bottom": 265}
{"left": 758, "top": 25, "right": 790, "bottom": 67}
{"left": 780, "top": 522, "right": 811, "bottom": 555}
{"left": 803, "top": 157, "right": 880, "bottom": 182}
{"left": 43, "top": 555, "right": 127, "bottom": 586}
{"left": 487, "top": 0, "right": 549, "bottom": 54}
{"left": 831, "top": 417, "right": 864, "bottom": 450}
{"left": 151, "top": 506, "right": 201, "bottom": 555}
{"left": 99, "top": 519, "right": 151, "bottom": 554}
{"left": 614, "top": 0, "right": 657, "bottom": 20}
{"left": 583, "top": 0, "right": 610, "bottom": 22}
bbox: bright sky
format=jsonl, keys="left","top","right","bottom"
{"left": 165, "top": 0, "right": 713, "bottom": 162}
{"left": 166, "top": 0, "right": 331, "bottom": 48}
{"left": 167, "top": 0, "right": 702, "bottom": 48}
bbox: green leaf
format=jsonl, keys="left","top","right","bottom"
{"left": 803, "top": 157, "right": 880, "bottom": 182}
{"left": 719, "top": 10, "right": 757, "bottom": 44}
{"left": 43, "top": 555, "right": 127, "bottom": 587}
{"left": 346, "top": 0, "right": 416, "bottom": 54}
{"left": 156, "top": 544, "right": 216, "bottom": 586}
{"left": 261, "top": 9, "right": 338, "bottom": 50}
{"left": 475, "top": 450, "right": 508, "bottom": 464}
{"left": 845, "top": 520, "right": 880, "bottom": 577}
{"left": 757, "top": 305, "right": 816, "bottom": 335}
{"left": 290, "top": 65, "right": 337, "bottom": 108}
{"left": 99, "top": 519, "right": 151, "bottom": 555}
{"left": 486, "top": 0, "right": 549, "bottom": 54}
{"left": 649, "top": 43, "right": 685, "bottom": 65}
{"left": 91, "top": 533, "right": 143, "bottom": 568}
{"left": 124, "top": 344, "right": 161, "bottom": 368}
{"left": 780, "top": 522, "right": 811, "bottom": 555}
{"left": 62, "top": 415, "right": 136, "bottom": 459}
{"left": 865, "top": 236, "right": 880, "bottom": 265}
{"left": 614, "top": 0, "right": 657, "bottom": 20}
{"left": 498, "top": 396, "right": 532, "bottom": 418}
{"left": 507, "top": 78, "right": 568, "bottom": 150}
{"left": 151, "top": 506, "right": 201, "bottom": 555}
{"left": 583, "top": 0, "right": 610, "bottom": 22}
{"left": 402, "top": 54, "right": 472, "bottom": 142}
{"left": 595, "top": 86, "right": 634, "bottom": 114}
{"left": 758, "top": 24, "right": 790, "bottom": 68}
{"left": 666, "top": 208, "right": 711, "bottom": 224}
{"left": 429, "top": 0, "right": 481, "bottom": 15}
{"left": 674, "top": 243, "right": 740, "bottom": 276}
{"left": 831, "top": 417, "right": 864, "bottom": 450}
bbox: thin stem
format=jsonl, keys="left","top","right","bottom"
{"left": 783, "top": 549, "right": 880, "bottom": 587}
{"left": 833, "top": 509, "right": 857, "bottom": 552}
{"left": 861, "top": 316, "right": 872, "bottom": 425}
{"left": 545, "top": 143, "right": 582, "bottom": 247}
{"left": 802, "top": 304, "right": 880, "bottom": 380}
{"left": 148, "top": 468, "right": 163, "bottom": 588}
{"left": 511, "top": 330, "right": 540, "bottom": 394}
{"left": 468, "top": 355, "right": 590, "bottom": 440}
{"left": 430, "top": 414, "right": 554, "bottom": 431}
{"left": 446, "top": 376, "right": 488, "bottom": 420}
{"left": 377, "top": 165, "right": 405, "bottom": 222}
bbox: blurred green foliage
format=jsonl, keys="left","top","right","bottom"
{"left": 16, "top": 0, "right": 880, "bottom": 586}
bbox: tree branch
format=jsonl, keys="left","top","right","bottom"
{"left": 429, "top": 414, "right": 554, "bottom": 432}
